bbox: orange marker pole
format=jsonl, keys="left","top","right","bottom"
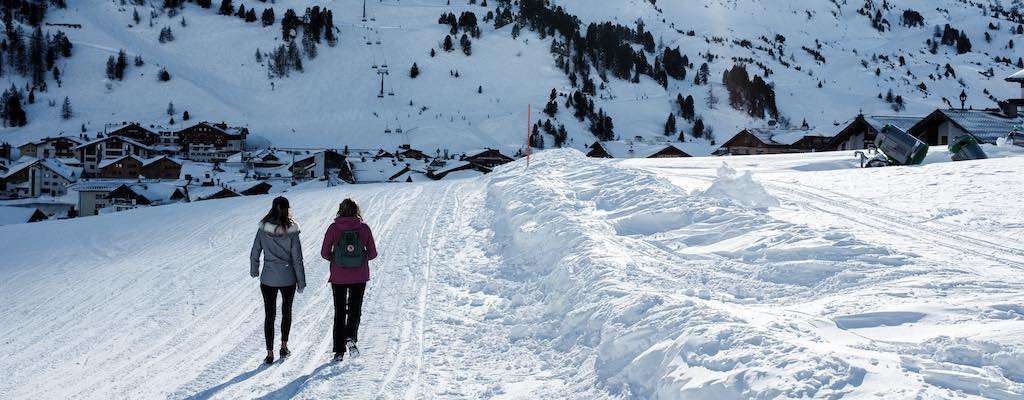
{"left": 526, "top": 104, "right": 532, "bottom": 169}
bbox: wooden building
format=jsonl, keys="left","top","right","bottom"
{"left": 74, "top": 136, "right": 156, "bottom": 176}
{"left": 290, "top": 150, "right": 354, "bottom": 182}
{"left": 18, "top": 136, "right": 84, "bottom": 159}
{"left": 108, "top": 123, "right": 160, "bottom": 146}
{"left": 907, "top": 109, "right": 1024, "bottom": 146}
{"left": 828, "top": 114, "right": 923, "bottom": 151}
{"left": 462, "top": 149, "right": 514, "bottom": 168}
{"left": 719, "top": 128, "right": 830, "bottom": 155}
{"left": 176, "top": 122, "right": 248, "bottom": 162}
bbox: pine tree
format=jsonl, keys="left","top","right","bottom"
{"left": 61, "top": 96, "right": 72, "bottom": 119}
{"left": 183, "top": 110, "right": 190, "bottom": 120}
{"left": 158, "top": 67, "right": 171, "bottom": 81}
{"left": 255, "top": 48, "right": 262, "bottom": 63}
{"left": 692, "top": 118, "right": 704, "bottom": 139}
{"left": 301, "top": 28, "right": 317, "bottom": 59}
{"left": 28, "top": 26, "right": 45, "bottom": 87}
{"left": 460, "top": 34, "right": 472, "bottom": 56}
{"left": 261, "top": 8, "right": 275, "bottom": 26}
{"left": 219, "top": 0, "right": 234, "bottom": 16}
{"left": 115, "top": 49, "right": 127, "bottom": 80}
{"left": 167, "top": 102, "right": 175, "bottom": 116}
{"left": 664, "top": 113, "right": 676, "bottom": 136}
{"left": 442, "top": 35, "right": 454, "bottom": 52}
{"left": 409, "top": 62, "right": 420, "bottom": 78}
{"left": 105, "top": 56, "right": 117, "bottom": 80}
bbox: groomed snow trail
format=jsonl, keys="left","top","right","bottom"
{"left": 0, "top": 177, "right": 596, "bottom": 399}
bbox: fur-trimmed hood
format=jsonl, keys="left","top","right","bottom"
{"left": 260, "top": 221, "right": 300, "bottom": 236}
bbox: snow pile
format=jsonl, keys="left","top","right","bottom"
{"left": 481, "top": 149, "right": 904, "bottom": 398}
{"left": 701, "top": 163, "right": 779, "bottom": 209}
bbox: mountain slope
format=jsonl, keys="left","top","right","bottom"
{"left": 0, "top": 0, "right": 1022, "bottom": 155}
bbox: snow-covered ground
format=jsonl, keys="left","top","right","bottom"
{"left": 2, "top": 148, "right": 1024, "bottom": 399}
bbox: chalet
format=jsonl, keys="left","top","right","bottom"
{"left": 828, "top": 114, "right": 924, "bottom": 151}
{"left": 719, "top": 128, "right": 830, "bottom": 155}
{"left": 176, "top": 122, "right": 248, "bottom": 162}
{"left": 0, "top": 158, "right": 81, "bottom": 198}
{"left": 586, "top": 141, "right": 692, "bottom": 158}
{"left": 226, "top": 148, "right": 290, "bottom": 169}
{"left": 907, "top": 109, "right": 1024, "bottom": 146}
{"left": 108, "top": 123, "right": 160, "bottom": 146}
{"left": 97, "top": 155, "right": 145, "bottom": 179}
{"left": 0, "top": 205, "right": 48, "bottom": 226}
{"left": 107, "top": 182, "right": 187, "bottom": 213}
{"left": 395, "top": 145, "right": 431, "bottom": 161}
{"left": 74, "top": 136, "right": 156, "bottom": 176}
{"left": 461, "top": 148, "right": 514, "bottom": 168}
{"left": 141, "top": 156, "right": 183, "bottom": 179}
{"left": 290, "top": 150, "right": 354, "bottom": 182}
{"left": 1005, "top": 68, "right": 1024, "bottom": 116}
{"left": 18, "top": 136, "right": 84, "bottom": 159}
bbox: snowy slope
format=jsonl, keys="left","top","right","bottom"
{"left": 3, "top": 148, "right": 1024, "bottom": 398}
{"left": 1, "top": 0, "right": 1023, "bottom": 155}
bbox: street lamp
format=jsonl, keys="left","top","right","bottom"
{"left": 959, "top": 90, "right": 967, "bottom": 109}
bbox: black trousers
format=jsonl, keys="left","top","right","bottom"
{"left": 260, "top": 284, "right": 296, "bottom": 351}
{"left": 331, "top": 283, "right": 367, "bottom": 353}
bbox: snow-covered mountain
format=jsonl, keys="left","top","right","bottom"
{"left": 0, "top": 0, "right": 1022, "bottom": 155}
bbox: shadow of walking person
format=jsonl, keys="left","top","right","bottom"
{"left": 256, "top": 362, "right": 346, "bottom": 400}
{"left": 183, "top": 364, "right": 271, "bottom": 400}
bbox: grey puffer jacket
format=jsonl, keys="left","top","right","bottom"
{"left": 250, "top": 221, "right": 306, "bottom": 290}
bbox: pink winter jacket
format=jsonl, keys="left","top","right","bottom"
{"left": 320, "top": 217, "right": 378, "bottom": 284}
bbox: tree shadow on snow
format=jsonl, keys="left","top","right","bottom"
{"left": 183, "top": 364, "right": 271, "bottom": 400}
{"left": 256, "top": 362, "right": 342, "bottom": 400}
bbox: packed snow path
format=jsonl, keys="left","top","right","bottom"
{"left": 0, "top": 178, "right": 598, "bottom": 399}
{"left": 3, "top": 149, "right": 1024, "bottom": 399}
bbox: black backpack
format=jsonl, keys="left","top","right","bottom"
{"left": 333, "top": 229, "right": 365, "bottom": 268}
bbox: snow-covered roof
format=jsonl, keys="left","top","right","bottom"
{"left": 118, "top": 182, "right": 184, "bottom": 203}
{"left": 350, "top": 157, "right": 413, "bottom": 183}
{"left": 0, "top": 205, "right": 43, "bottom": 226}
{"left": 744, "top": 128, "right": 824, "bottom": 145}
{"left": 1007, "top": 68, "right": 1024, "bottom": 82}
{"left": 1, "top": 157, "right": 37, "bottom": 179}
{"left": 20, "top": 136, "right": 85, "bottom": 147}
{"left": 73, "top": 135, "right": 155, "bottom": 151}
{"left": 937, "top": 109, "right": 1024, "bottom": 143}
{"left": 595, "top": 141, "right": 689, "bottom": 158}
{"left": 97, "top": 155, "right": 146, "bottom": 170}
{"left": 68, "top": 180, "right": 125, "bottom": 192}
{"left": 185, "top": 185, "right": 237, "bottom": 202}
{"left": 863, "top": 115, "right": 923, "bottom": 133}
{"left": 222, "top": 180, "right": 269, "bottom": 193}
{"left": 38, "top": 158, "right": 82, "bottom": 181}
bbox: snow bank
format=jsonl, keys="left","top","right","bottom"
{"left": 702, "top": 164, "right": 779, "bottom": 209}
{"left": 480, "top": 149, "right": 904, "bottom": 398}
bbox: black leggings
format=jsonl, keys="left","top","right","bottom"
{"left": 332, "top": 283, "right": 366, "bottom": 353}
{"left": 260, "top": 284, "right": 296, "bottom": 351}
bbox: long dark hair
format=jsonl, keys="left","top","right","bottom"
{"left": 262, "top": 196, "right": 293, "bottom": 233}
{"left": 337, "top": 198, "right": 362, "bottom": 219}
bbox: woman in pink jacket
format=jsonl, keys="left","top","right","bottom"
{"left": 320, "top": 199, "right": 378, "bottom": 362}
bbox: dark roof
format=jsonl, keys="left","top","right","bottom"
{"left": 911, "top": 109, "right": 1024, "bottom": 143}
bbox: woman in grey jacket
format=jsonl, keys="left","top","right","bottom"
{"left": 250, "top": 196, "right": 306, "bottom": 364}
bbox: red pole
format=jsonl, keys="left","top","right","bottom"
{"left": 526, "top": 104, "right": 532, "bottom": 168}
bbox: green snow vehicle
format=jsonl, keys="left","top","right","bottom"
{"left": 948, "top": 135, "right": 988, "bottom": 161}
{"left": 856, "top": 125, "right": 929, "bottom": 167}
